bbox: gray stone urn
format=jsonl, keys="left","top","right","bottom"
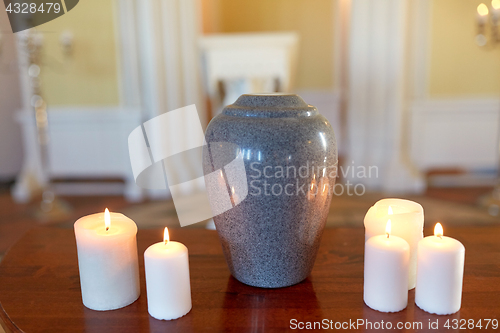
{"left": 203, "top": 93, "right": 337, "bottom": 288}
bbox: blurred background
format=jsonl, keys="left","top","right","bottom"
{"left": 0, "top": 0, "right": 499, "bottom": 261}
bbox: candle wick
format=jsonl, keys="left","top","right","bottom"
{"left": 106, "top": 227, "right": 109, "bottom": 232}
{"left": 386, "top": 233, "right": 389, "bottom": 239}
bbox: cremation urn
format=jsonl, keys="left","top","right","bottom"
{"left": 203, "top": 93, "right": 337, "bottom": 288}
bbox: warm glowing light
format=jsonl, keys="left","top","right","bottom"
{"left": 434, "top": 223, "right": 443, "bottom": 238}
{"left": 104, "top": 208, "right": 110, "bottom": 231}
{"left": 388, "top": 205, "right": 393, "bottom": 215}
{"left": 385, "top": 219, "right": 391, "bottom": 238}
{"left": 231, "top": 186, "right": 235, "bottom": 195}
{"left": 478, "top": 3, "right": 489, "bottom": 16}
{"left": 164, "top": 227, "right": 170, "bottom": 245}
{"left": 220, "top": 170, "right": 223, "bottom": 178}
{"left": 323, "top": 184, "right": 327, "bottom": 193}
{"left": 492, "top": 0, "right": 500, "bottom": 10}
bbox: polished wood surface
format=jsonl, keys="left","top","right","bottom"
{"left": 0, "top": 226, "right": 499, "bottom": 332}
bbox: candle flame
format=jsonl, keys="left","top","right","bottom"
{"left": 385, "top": 219, "right": 391, "bottom": 238}
{"left": 231, "top": 186, "right": 235, "bottom": 195}
{"left": 104, "top": 208, "right": 110, "bottom": 231}
{"left": 220, "top": 170, "right": 224, "bottom": 178}
{"left": 478, "top": 3, "right": 489, "bottom": 16}
{"left": 493, "top": 0, "right": 500, "bottom": 10}
{"left": 164, "top": 227, "right": 170, "bottom": 245}
{"left": 434, "top": 223, "right": 443, "bottom": 239}
{"left": 388, "top": 205, "right": 393, "bottom": 215}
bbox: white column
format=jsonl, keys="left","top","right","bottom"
{"left": 346, "top": 0, "right": 425, "bottom": 193}
{"left": 136, "top": 0, "right": 206, "bottom": 199}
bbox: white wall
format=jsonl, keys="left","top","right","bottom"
{"left": 0, "top": 10, "right": 23, "bottom": 179}
{"left": 410, "top": 99, "right": 500, "bottom": 171}
{"left": 408, "top": 0, "right": 500, "bottom": 175}
{"left": 342, "top": 0, "right": 499, "bottom": 193}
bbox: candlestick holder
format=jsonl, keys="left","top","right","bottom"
{"left": 18, "top": 30, "right": 72, "bottom": 223}
{"left": 474, "top": 2, "right": 500, "bottom": 216}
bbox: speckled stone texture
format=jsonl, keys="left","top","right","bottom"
{"left": 203, "top": 93, "right": 338, "bottom": 288}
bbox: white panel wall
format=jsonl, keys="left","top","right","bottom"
{"left": 13, "top": 107, "right": 142, "bottom": 202}
{"left": 410, "top": 99, "right": 500, "bottom": 170}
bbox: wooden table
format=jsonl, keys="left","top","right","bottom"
{"left": 0, "top": 226, "right": 499, "bottom": 332}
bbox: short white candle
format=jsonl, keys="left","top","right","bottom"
{"left": 364, "top": 198, "right": 423, "bottom": 289}
{"left": 415, "top": 223, "right": 465, "bottom": 315}
{"left": 74, "top": 209, "right": 140, "bottom": 311}
{"left": 364, "top": 220, "right": 410, "bottom": 313}
{"left": 145, "top": 227, "right": 192, "bottom": 320}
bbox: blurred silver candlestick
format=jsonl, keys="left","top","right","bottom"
{"left": 475, "top": 2, "right": 500, "bottom": 215}
{"left": 21, "top": 30, "right": 71, "bottom": 222}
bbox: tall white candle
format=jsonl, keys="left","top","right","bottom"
{"left": 364, "top": 220, "right": 410, "bottom": 313}
{"left": 74, "top": 209, "right": 140, "bottom": 311}
{"left": 415, "top": 223, "right": 465, "bottom": 315}
{"left": 145, "top": 227, "right": 192, "bottom": 320}
{"left": 364, "top": 198, "right": 423, "bottom": 289}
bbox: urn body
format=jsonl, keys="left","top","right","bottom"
{"left": 203, "top": 94, "right": 337, "bottom": 288}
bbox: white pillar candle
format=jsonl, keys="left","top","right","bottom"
{"left": 492, "top": 0, "right": 500, "bottom": 20}
{"left": 415, "top": 223, "right": 465, "bottom": 315}
{"left": 74, "top": 209, "right": 140, "bottom": 311}
{"left": 364, "top": 198, "right": 423, "bottom": 289}
{"left": 145, "top": 227, "right": 192, "bottom": 320}
{"left": 477, "top": 3, "right": 489, "bottom": 24}
{"left": 364, "top": 220, "right": 410, "bottom": 313}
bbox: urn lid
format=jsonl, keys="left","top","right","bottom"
{"left": 222, "top": 93, "right": 318, "bottom": 118}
